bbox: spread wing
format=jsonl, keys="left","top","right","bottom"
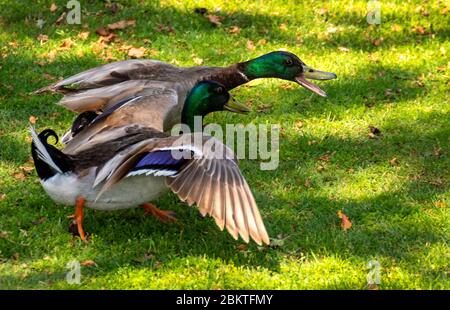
{"left": 95, "top": 133, "right": 270, "bottom": 245}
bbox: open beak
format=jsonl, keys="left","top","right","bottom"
{"left": 224, "top": 97, "right": 250, "bottom": 114}
{"left": 295, "top": 65, "right": 337, "bottom": 97}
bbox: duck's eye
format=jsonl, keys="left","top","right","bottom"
{"left": 215, "top": 87, "right": 223, "bottom": 94}
{"left": 285, "top": 59, "right": 294, "bottom": 66}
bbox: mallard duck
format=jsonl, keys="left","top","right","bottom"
{"left": 35, "top": 51, "right": 337, "bottom": 113}
{"left": 31, "top": 81, "right": 269, "bottom": 245}
{"left": 60, "top": 80, "right": 249, "bottom": 154}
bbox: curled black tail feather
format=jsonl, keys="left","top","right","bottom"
{"left": 39, "top": 129, "right": 60, "bottom": 145}
{"left": 31, "top": 128, "right": 72, "bottom": 180}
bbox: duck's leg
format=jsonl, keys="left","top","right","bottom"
{"left": 68, "top": 197, "right": 87, "bottom": 241}
{"left": 140, "top": 203, "right": 176, "bottom": 223}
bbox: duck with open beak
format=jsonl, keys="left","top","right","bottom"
{"left": 295, "top": 64, "right": 337, "bottom": 97}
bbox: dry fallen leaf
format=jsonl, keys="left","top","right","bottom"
{"left": 257, "top": 39, "right": 267, "bottom": 46}
{"left": 338, "top": 46, "right": 350, "bottom": 52}
{"left": 37, "top": 34, "right": 49, "bottom": 43}
{"left": 236, "top": 244, "right": 248, "bottom": 252}
{"left": 279, "top": 23, "right": 288, "bottom": 31}
{"left": 433, "top": 201, "right": 446, "bottom": 208}
{"left": 55, "top": 12, "right": 66, "bottom": 25}
{"left": 246, "top": 40, "right": 255, "bottom": 51}
{"left": 0, "top": 194, "right": 6, "bottom": 201}
{"left": 80, "top": 260, "right": 97, "bottom": 267}
{"left": 20, "top": 166, "right": 34, "bottom": 174}
{"left": 43, "top": 73, "right": 56, "bottom": 81}
{"left": 107, "top": 19, "right": 136, "bottom": 31}
{"left": 391, "top": 24, "right": 402, "bottom": 32}
{"left": 412, "top": 25, "right": 427, "bottom": 35}
{"left": 128, "top": 47, "right": 146, "bottom": 58}
{"left": 192, "top": 56, "right": 203, "bottom": 65}
{"left": 206, "top": 14, "right": 223, "bottom": 26}
{"left": 13, "top": 172, "right": 26, "bottom": 181}
{"left": 317, "top": 8, "right": 328, "bottom": 15}
{"left": 372, "top": 38, "right": 383, "bottom": 46}
{"left": 50, "top": 3, "right": 58, "bottom": 12}
{"left": 228, "top": 26, "right": 241, "bottom": 34}
{"left": 337, "top": 210, "right": 352, "bottom": 231}
{"left": 29, "top": 115, "right": 37, "bottom": 124}
{"left": 389, "top": 157, "right": 399, "bottom": 166}
{"left": 60, "top": 38, "right": 74, "bottom": 49}
{"left": 78, "top": 31, "right": 89, "bottom": 40}
{"left": 0, "top": 231, "right": 8, "bottom": 238}
{"left": 96, "top": 27, "right": 110, "bottom": 37}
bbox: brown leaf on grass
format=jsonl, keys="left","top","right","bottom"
{"left": 338, "top": 46, "right": 349, "bottom": 52}
{"left": 206, "top": 14, "right": 223, "bottom": 26}
{"left": 128, "top": 47, "right": 146, "bottom": 58}
{"left": 433, "top": 201, "right": 446, "bottom": 208}
{"left": 0, "top": 231, "right": 8, "bottom": 238}
{"left": 0, "top": 194, "right": 6, "bottom": 201}
{"left": 80, "top": 260, "right": 97, "bottom": 267}
{"left": 316, "top": 8, "right": 328, "bottom": 15}
{"left": 317, "top": 153, "right": 332, "bottom": 162}
{"left": 246, "top": 40, "right": 255, "bottom": 51}
{"left": 60, "top": 38, "right": 74, "bottom": 49}
{"left": 13, "top": 172, "right": 26, "bottom": 181}
{"left": 12, "top": 253, "right": 20, "bottom": 260}
{"left": 372, "top": 38, "right": 383, "bottom": 46}
{"left": 37, "top": 34, "right": 49, "bottom": 43}
{"left": 441, "top": 7, "right": 449, "bottom": 15}
{"left": 337, "top": 210, "right": 352, "bottom": 231}
{"left": 44, "top": 50, "right": 57, "bottom": 62}
{"left": 20, "top": 166, "right": 34, "bottom": 174}
{"left": 389, "top": 157, "right": 399, "bottom": 166}
{"left": 304, "top": 178, "right": 312, "bottom": 188}
{"left": 50, "top": 3, "right": 58, "bottom": 12}
{"left": 78, "top": 31, "right": 90, "bottom": 40}
{"left": 96, "top": 27, "right": 110, "bottom": 37}
{"left": 29, "top": 115, "right": 37, "bottom": 124}
{"left": 412, "top": 25, "right": 427, "bottom": 35}
{"left": 55, "top": 12, "right": 66, "bottom": 25}
{"left": 391, "top": 24, "right": 402, "bottom": 32}
{"left": 98, "top": 33, "right": 117, "bottom": 44}
{"left": 256, "top": 103, "right": 272, "bottom": 112}
{"left": 278, "top": 23, "right": 288, "bottom": 31}
{"left": 257, "top": 39, "right": 267, "bottom": 46}
{"left": 107, "top": 19, "right": 136, "bottom": 31}
{"left": 316, "top": 165, "right": 325, "bottom": 172}
{"left": 192, "top": 56, "right": 203, "bottom": 65}
{"left": 43, "top": 73, "right": 56, "bottom": 81}
{"left": 228, "top": 26, "right": 241, "bottom": 34}
{"left": 236, "top": 244, "right": 248, "bottom": 252}
{"left": 433, "top": 146, "right": 442, "bottom": 157}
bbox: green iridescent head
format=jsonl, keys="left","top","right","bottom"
{"left": 181, "top": 81, "right": 249, "bottom": 130}
{"left": 239, "top": 51, "right": 337, "bottom": 97}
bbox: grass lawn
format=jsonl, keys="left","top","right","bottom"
{"left": 0, "top": 0, "right": 448, "bottom": 289}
